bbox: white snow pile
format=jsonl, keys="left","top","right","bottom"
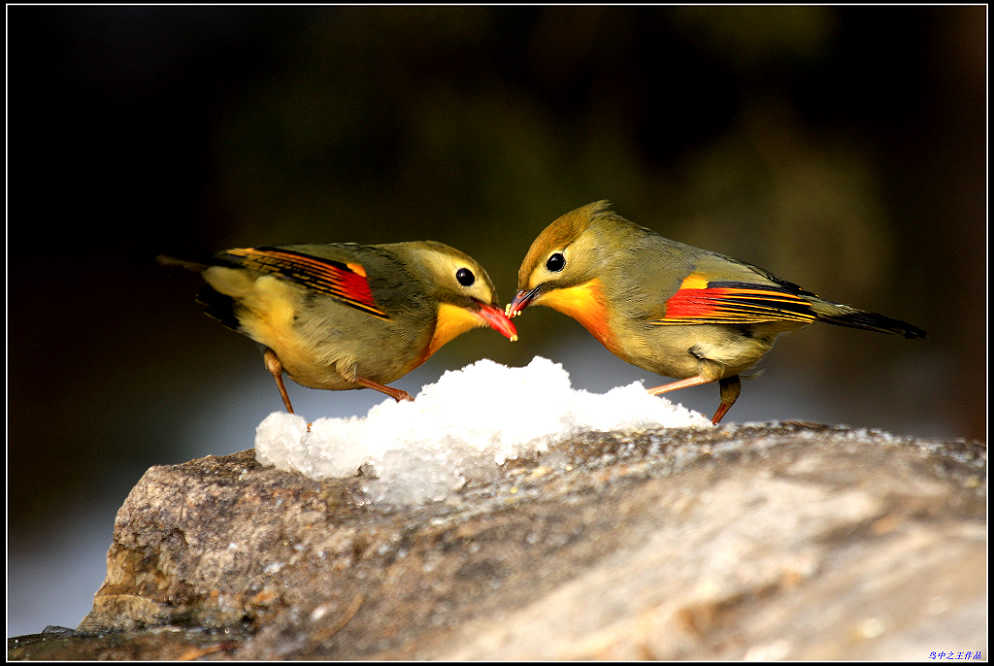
{"left": 255, "top": 356, "right": 711, "bottom": 504}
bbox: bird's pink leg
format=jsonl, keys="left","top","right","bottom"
{"left": 710, "top": 375, "right": 741, "bottom": 425}
{"left": 263, "top": 348, "right": 295, "bottom": 414}
{"left": 646, "top": 374, "right": 713, "bottom": 396}
{"left": 647, "top": 373, "right": 742, "bottom": 425}
{"left": 356, "top": 376, "right": 414, "bottom": 402}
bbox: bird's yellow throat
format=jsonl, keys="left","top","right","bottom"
{"left": 534, "top": 278, "right": 615, "bottom": 352}
{"left": 426, "top": 303, "right": 489, "bottom": 359}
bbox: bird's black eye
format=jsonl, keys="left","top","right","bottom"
{"left": 546, "top": 252, "right": 566, "bottom": 272}
{"left": 456, "top": 267, "right": 475, "bottom": 287}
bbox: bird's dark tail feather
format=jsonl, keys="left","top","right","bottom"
{"left": 156, "top": 254, "right": 209, "bottom": 272}
{"left": 159, "top": 254, "right": 245, "bottom": 333}
{"left": 815, "top": 306, "right": 926, "bottom": 340}
{"left": 195, "top": 284, "right": 243, "bottom": 333}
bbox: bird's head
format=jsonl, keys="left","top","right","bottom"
{"left": 384, "top": 241, "right": 518, "bottom": 356}
{"left": 506, "top": 200, "right": 618, "bottom": 319}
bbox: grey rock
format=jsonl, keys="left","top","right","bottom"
{"left": 10, "top": 423, "right": 987, "bottom": 660}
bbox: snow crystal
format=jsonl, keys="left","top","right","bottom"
{"left": 255, "top": 356, "right": 710, "bottom": 504}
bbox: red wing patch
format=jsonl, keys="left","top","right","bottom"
{"left": 225, "top": 247, "right": 388, "bottom": 319}
{"left": 655, "top": 278, "right": 816, "bottom": 326}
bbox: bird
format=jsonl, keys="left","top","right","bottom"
{"left": 506, "top": 200, "right": 925, "bottom": 425}
{"left": 160, "top": 241, "right": 518, "bottom": 413}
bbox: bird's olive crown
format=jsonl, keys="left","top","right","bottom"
{"left": 517, "top": 200, "right": 615, "bottom": 291}
{"left": 383, "top": 240, "right": 500, "bottom": 307}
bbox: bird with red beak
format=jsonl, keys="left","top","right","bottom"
{"left": 507, "top": 201, "right": 924, "bottom": 425}
{"left": 163, "top": 240, "right": 517, "bottom": 413}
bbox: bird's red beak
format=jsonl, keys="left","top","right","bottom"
{"left": 505, "top": 287, "right": 540, "bottom": 319}
{"left": 475, "top": 302, "right": 518, "bottom": 341}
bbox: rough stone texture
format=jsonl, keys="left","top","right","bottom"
{"left": 9, "top": 423, "right": 987, "bottom": 660}
{"left": 7, "top": 625, "right": 250, "bottom": 661}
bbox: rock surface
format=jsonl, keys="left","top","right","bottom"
{"left": 9, "top": 422, "right": 988, "bottom": 660}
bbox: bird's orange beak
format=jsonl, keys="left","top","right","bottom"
{"left": 475, "top": 302, "right": 519, "bottom": 341}
{"left": 505, "top": 287, "right": 541, "bottom": 319}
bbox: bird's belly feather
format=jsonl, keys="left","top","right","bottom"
{"left": 613, "top": 322, "right": 786, "bottom": 379}
{"left": 221, "top": 273, "right": 424, "bottom": 390}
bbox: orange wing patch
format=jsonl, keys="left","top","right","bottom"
{"left": 655, "top": 275, "right": 816, "bottom": 326}
{"left": 225, "top": 247, "right": 388, "bottom": 319}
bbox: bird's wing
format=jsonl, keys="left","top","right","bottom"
{"left": 220, "top": 246, "right": 389, "bottom": 318}
{"left": 653, "top": 273, "right": 817, "bottom": 326}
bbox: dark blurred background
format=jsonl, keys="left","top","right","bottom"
{"left": 7, "top": 6, "right": 985, "bottom": 636}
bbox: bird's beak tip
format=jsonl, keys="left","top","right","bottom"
{"left": 506, "top": 287, "right": 538, "bottom": 318}
{"left": 474, "top": 302, "right": 518, "bottom": 341}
